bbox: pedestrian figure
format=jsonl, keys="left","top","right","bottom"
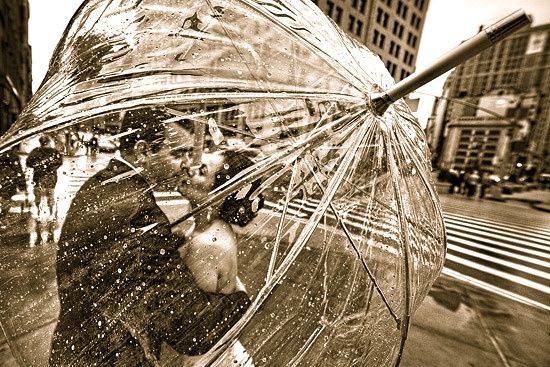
{"left": 465, "top": 170, "right": 480, "bottom": 198}
{"left": 0, "top": 146, "right": 26, "bottom": 217}
{"left": 479, "top": 171, "right": 491, "bottom": 199}
{"left": 447, "top": 169, "right": 459, "bottom": 194}
{"left": 49, "top": 108, "right": 251, "bottom": 366}
{"left": 458, "top": 170, "right": 466, "bottom": 195}
{"left": 177, "top": 150, "right": 263, "bottom": 366}
{"left": 26, "top": 136, "right": 62, "bottom": 219}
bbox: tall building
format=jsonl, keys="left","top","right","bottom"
{"left": 0, "top": 0, "right": 32, "bottom": 136}
{"left": 427, "top": 22, "right": 550, "bottom": 179}
{"left": 312, "top": 0, "right": 429, "bottom": 82}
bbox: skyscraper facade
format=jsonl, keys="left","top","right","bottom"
{"left": 0, "top": 0, "right": 32, "bottom": 136}
{"left": 427, "top": 23, "right": 550, "bottom": 179}
{"left": 312, "top": 0, "right": 429, "bottom": 82}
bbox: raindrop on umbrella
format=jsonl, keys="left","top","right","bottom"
{"left": 0, "top": 1, "right": 530, "bottom": 366}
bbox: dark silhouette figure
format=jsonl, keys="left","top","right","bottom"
{"left": 26, "top": 136, "right": 62, "bottom": 218}
{"left": 49, "top": 109, "right": 250, "bottom": 366}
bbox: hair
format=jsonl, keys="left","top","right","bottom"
{"left": 214, "top": 150, "right": 264, "bottom": 227}
{"left": 39, "top": 135, "right": 50, "bottom": 146}
{"left": 118, "top": 108, "right": 173, "bottom": 154}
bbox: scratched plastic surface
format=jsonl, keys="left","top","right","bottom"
{"left": 0, "top": 1, "right": 445, "bottom": 366}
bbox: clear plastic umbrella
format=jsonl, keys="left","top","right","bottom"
{"left": 0, "top": 1, "right": 529, "bottom": 366}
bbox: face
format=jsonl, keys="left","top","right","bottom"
{"left": 178, "top": 151, "right": 225, "bottom": 206}
{"left": 144, "top": 122, "right": 193, "bottom": 189}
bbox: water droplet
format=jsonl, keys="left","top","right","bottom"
{"left": 160, "top": 248, "right": 166, "bottom": 255}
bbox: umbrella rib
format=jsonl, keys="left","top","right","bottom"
{"left": 391, "top": 124, "right": 448, "bottom": 257}
{"left": 381, "top": 130, "right": 413, "bottom": 366}
{"left": 302, "top": 156, "right": 401, "bottom": 326}
{"left": 266, "top": 161, "right": 300, "bottom": 282}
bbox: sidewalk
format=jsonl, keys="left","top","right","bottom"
{"left": 434, "top": 181, "right": 550, "bottom": 213}
{"left": 402, "top": 275, "right": 550, "bottom": 367}
{"left": 2, "top": 270, "right": 548, "bottom": 366}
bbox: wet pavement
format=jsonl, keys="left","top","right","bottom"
{"left": 401, "top": 276, "right": 549, "bottom": 367}
{"left": 1, "top": 153, "right": 549, "bottom": 366}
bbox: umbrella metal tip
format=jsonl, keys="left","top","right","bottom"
{"left": 369, "top": 92, "right": 393, "bottom": 116}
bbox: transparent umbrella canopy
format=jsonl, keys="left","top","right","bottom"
{"left": 0, "top": 1, "right": 529, "bottom": 366}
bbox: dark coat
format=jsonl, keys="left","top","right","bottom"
{"left": 49, "top": 159, "right": 250, "bottom": 366}
{"left": 26, "top": 146, "right": 62, "bottom": 187}
{"left": 0, "top": 148, "right": 26, "bottom": 200}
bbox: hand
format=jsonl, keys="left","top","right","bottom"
{"left": 234, "top": 276, "right": 247, "bottom": 293}
{"left": 171, "top": 220, "right": 194, "bottom": 239}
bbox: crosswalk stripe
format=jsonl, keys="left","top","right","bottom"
{"left": 447, "top": 236, "right": 550, "bottom": 268}
{"left": 447, "top": 232, "right": 550, "bottom": 260}
{"left": 446, "top": 225, "right": 550, "bottom": 252}
{"left": 444, "top": 211, "right": 550, "bottom": 235}
{"left": 447, "top": 244, "right": 550, "bottom": 281}
{"left": 442, "top": 268, "right": 550, "bottom": 312}
{"left": 445, "top": 253, "right": 550, "bottom": 295}
{"left": 444, "top": 215, "right": 550, "bottom": 244}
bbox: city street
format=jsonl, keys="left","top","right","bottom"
{"left": 1, "top": 153, "right": 549, "bottom": 366}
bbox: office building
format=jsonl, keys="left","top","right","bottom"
{"left": 0, "top": 0, "right": 32, "bottom": 136}
{"left": 427, "top": 22, "right": 550, "bottom": 178}
{"left": 312, "top": 0, "right": 429, "bottom": 82}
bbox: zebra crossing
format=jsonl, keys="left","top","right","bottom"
{"left": 263, "top": 196, "right": 550, "bottom": 310}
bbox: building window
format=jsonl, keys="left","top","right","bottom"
{"left": 335, "top": 6, "right": 343, "bottom": 24}
{"left": 407, "top": 32, "right": 418, "bottom": 47}
{"left": 398, "top": 24, "right": 404, "bottom": 38}
{"left": 386, "top": 61, "right": 397, "bottom": 77}
{"left": 389, "top": 40, "right": 395, "bottom": 55}
{"left": 376, "top": 8, "right": 383, "bottom": 23}
{"left": 327, "top": 1, "right": 334, "bottom": 17}
{"left": 373, "top": 31, "right": 385, "bottom": 48}
{"left": 404, "top": 51, "right": 413, "bottom": 66}
{"left": 349, "top": 15, "right": 356, "bottom": 32}
{"left": 383, "top": 13, "right": 389, "bottom": 28}
{"left": 402, "top": 5, "right": 408, "bottom": 19}
{"left": 411, "top": 13, "right": 421, "bottom": 29}
{"left": 356, "top": 20, "right": 363, "bottom": 36}
{"left": 360, "top": 0, "right": 367, "bottom": 13}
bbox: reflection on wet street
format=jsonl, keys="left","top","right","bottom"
{"left": 403, "top": 276, "right": 550, "bottom": 367}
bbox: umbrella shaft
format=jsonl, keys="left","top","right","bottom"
{"left": 371, "top": 9, "right": 530, "bottom": 115}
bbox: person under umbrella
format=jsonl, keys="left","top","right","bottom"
{"left": 49, "top": 108, "right": 251, "bottom": 366}
{"left": 26, "top": 135, "right": 62, "bottom": 219}
{"left": 177, "top": 149, "right": 264, "bottom": 365}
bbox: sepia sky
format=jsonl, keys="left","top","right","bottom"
{"left": 27, "top": 0, "right": 550, "bottom": 127}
